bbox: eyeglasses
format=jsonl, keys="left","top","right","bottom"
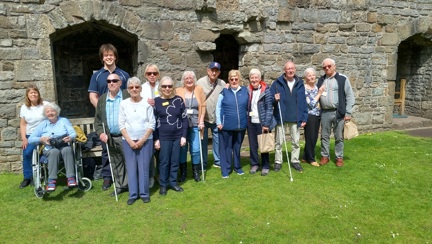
{"left": 161, "top": 85, "right": 173, "bottom": 89}
{"left": 106, "top": 79, "right": 120, "bottom": 83}
{"left": 322, "top": 65, "right": 332, "bottom": 70}
{"left": 146, "top": 72, "right": 159, "bottom": 76}
{"left": 128, "top": 86, "right": 140, "bottom": 90}
{"left": 230, "top": 78, "right": 239, "bottom": 81}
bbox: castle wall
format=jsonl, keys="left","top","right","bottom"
{"left": 1, "top": 0, "right": 432, "bottom": 172}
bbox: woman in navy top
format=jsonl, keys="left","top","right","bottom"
{"left": 153, "top": 76, "right": 188, "bottom": 196}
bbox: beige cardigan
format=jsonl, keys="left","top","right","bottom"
{"left": 175, "top": 85, "right": 206, "bottom": 124}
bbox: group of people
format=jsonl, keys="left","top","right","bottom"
{"left": 18, "top": 43, "right": 355, "bottom": 206}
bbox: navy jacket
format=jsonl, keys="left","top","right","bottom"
{"left": 219, "top": 86, "right": 249, "bottom": 131}
{"left": 247, "top": 81, "right": 277, "bottom": 130}
{"left": 270, "top": 74, "right": 308, "bottom": 127}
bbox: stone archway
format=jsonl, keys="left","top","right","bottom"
{"left": 212, "top": 34, "right": 240, "bottom": 82}
{"left": 50, "top": 21, "right": 138, "bottom": 118}
{"left": 396, "top": 34, "right": 432, "bottom": 119}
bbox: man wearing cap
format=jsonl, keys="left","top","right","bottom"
{"left": 196, "top": 62, "right": 226, "bottom": 169}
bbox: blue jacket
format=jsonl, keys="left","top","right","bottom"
{"left": 247, "top": 81, "right": 277, "bottom": 130}
{"left": 218, "top": 86, "right": 249, "bottom": 131}
{"left": 270, "top": 74, "right": 308, "bottom": 127}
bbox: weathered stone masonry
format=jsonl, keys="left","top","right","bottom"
{"left": 2, "top": 0, "right": 432, "bottom": 172}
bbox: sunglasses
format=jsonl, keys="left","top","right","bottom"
{"left": 106, "top": 79, "right": 120, "bottom": 83}
{"left": 230, "top": 78, "right": 239, "bottom": 81}
{"left": 146, "top": 72, "right": 159, "bottom": 76}
{"left": 322, "top": 65, "right": 332, "bottom": 70}
{"left": 161, "top": 85, "right": 173, "bottom": 89}
{"left": 128, "top": 86, "right": 140, "bottom": 90}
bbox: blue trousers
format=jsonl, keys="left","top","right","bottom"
{"left": 22, "top": 135, "right": 35, "bottom": 179}
{"left": 159, "top": 138, "right": 181, "bottom": 187}
{"left": 201, "top": 122, "right": 220, "bottom": 167}
{"left": 219, "top": 129, "right": 245, "bottom": 176}
{"left": 122, "top": 139, "right": 153, "bottom": 200}
{"left": 247, "top": 122, "right": 270, "bottom": 169}
{"left": 180, "top": 127, "right": 201, "bottom": 165}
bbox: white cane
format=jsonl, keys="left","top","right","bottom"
{"left": 277, "top": 101, "right": 294, "bottom": 182}
{"left": 102, "top": 123, "right": 118, "bottom": 201}
{"left": 198, "top": 128, "right": 205, "bottom": 182}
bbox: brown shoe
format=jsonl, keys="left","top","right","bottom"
{"left": 336, "top": 158, "right": 344, "bottom": 167}
{"left": 320, "top": 157, "right": 330, "bottom": 165}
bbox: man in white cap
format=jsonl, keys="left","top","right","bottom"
{"left": 196, "top": 62, "right": 226, "bottom": 170}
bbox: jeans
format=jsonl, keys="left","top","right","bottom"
{"left": 201, "top": 122, "right": 220, "bottom": 167}
{"left": 22, "top": 135, "right": 36, "bottom": 179}
{"left": 180, "top": 127, "right": 201, "bottom": 165}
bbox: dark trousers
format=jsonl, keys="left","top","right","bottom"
{"left": 219, "top": 129, "right": 246, "bottom": 176}
{"left": 247, "top": 122, "right": 270, "bottom": 169}
{"left": 106, "top": 136, "right": 128, "bottom": 190}
{"left": 303, "top": 114, "right": 320, "bottom": 162}
{"left": 101, "top": 143, "right": 111, "bottom": 179}
{"left": 158, "top": 138, "right": 181, "bottom": 187}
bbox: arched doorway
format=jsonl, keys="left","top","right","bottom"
{"left": 396, "top": 34, "right": 432, "bottom": 119}
{"left": 50, "top": 21, "right": 138, "bottom": 118}
{"left": 212, "top": 34, "right": 240, "bottom": 82}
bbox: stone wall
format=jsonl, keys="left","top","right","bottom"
{"left": 2, "top": 0, "right": 432, "bottom": 172}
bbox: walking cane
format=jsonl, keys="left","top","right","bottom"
{"left": 198, "top": 128, "right": 205, "bottom": 182}
{"left": 277, "top": 100, "right": 294, "bottom": 182}
{"left": 102, "top": 123, "right": 119, "bottom": 201}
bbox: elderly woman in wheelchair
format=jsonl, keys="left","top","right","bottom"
{"left": 29, "top": 102, "right": 77, "bottom": 192}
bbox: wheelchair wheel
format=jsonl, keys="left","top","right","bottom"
{"left": 32, "top": 149, "right": 45, "bottom": 198}
{"left": 34, "top": 187, "right": 45, "bottom": 199}
{"left": 78, "top": 177, "right": 92, "bottom": 191}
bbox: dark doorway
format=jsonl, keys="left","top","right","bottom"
{"left": 212, "top": 35, "right": 240, "bottom": 82}
{"left": 396, "top": 34, "right": 432, "bottom": 119}
{"left": 50, "top": 21, "right": 138, "bottom": 118}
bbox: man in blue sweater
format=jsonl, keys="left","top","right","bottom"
{"left": 271, "top": 61, "right": 308, "bottom": 172}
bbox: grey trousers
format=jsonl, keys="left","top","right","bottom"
{"left": 274, "top": 122, "right": 300, "bottom": 164}
{"left": 320, "top": 110, "right": 345, "bottom": 159}
{"left": 44, "top": 146, "right": 75, "bottom": 180}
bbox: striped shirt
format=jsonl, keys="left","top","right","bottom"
{"left": 106, "top": 91, "right": 123, "bottom": 135}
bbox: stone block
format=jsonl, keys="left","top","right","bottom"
{"left": 195, "top": 42, "right": 216, "bottom": 51}
{"left": 15, "top": 61, "right": 53, "bottom": 81}
{"left": 0, "top": 162, "right": 11, "bottom": 172}
{"left": 190, "top": 29, "right": 219, "bottom": 42}
{"left": 238, "top": 31, "right": 261, "bottom": 44}
{"left": 386, "top": 65, "right": 397, "bottom": 80}
{"left": 356, "top": 23, "right": 371, "bottom": 32}
{"left": 122, "top": 12, "right": 141, "bottom": 34}
{"left": 0, "top": 105, "right": 16, "bottom": 119}
{"left": 26, "top": 14, "right": 56, "bottom": 38}
{"left": 277, "top": 7, "right": 293, "bottom": 22}
{"left": 380, "top": 33, "right": 399, "bottom": 46}
{"left": 0, "top": 39, "right": 12, "bottom": 47}
{"left": 59, "top": 1, "right": 84, "bottom": 24}
{"left": 120, "top": 0, "right": 143, "bottom": 7}
{"left": 1, "top": 127, "right": 17, "bottom": 141}
{"left": 0, "top": 48, "right": 22, "bottom": 60}
{"left": 0, "top": 71, "right": 14, "bottom": 81}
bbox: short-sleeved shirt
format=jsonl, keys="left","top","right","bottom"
{"left": 88, "top": 67, "right": 129, "bottom": 95}
{"left": 20, "top": 101, "right": 49, "bottom": 135}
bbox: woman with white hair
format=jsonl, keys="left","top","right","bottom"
{"left": 28, "top": 102, "right": 77, "bottom": 192}
{"left": 246, "top": 69, "right": 276, "bottom": 176}
{"left": 302, "top": 67, "right": 325, "bottom": 167}
{"left": 153, "top": 76, "right": 188, "bottom": 196}
{"left": 119, "top": 77, "right": 155, "bottom": 205}
{"left": 176, "top": 71, "right": 206, "bottom": 182}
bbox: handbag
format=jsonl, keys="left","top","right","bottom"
{"left": 344, "top": 120, "right": 359, "bottom": 140}
{"left": 257, "top": 131, "right": 275, "bottom": 153}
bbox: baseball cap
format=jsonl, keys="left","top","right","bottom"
{"left": 208, "top": 62, "right": 221, "bottom": 70}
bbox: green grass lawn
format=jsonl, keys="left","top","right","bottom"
{"left": 0, "top": 130, "right": 431, "bottom": 243}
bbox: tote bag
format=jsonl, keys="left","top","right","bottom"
{"left": 257, "top": 132, "right": 275, "bottom": 153}
{"left": 344, "top": 120, "right": 359, "bottom": 140}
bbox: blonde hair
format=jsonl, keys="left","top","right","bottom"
{"left": 228, "top": 70, "right": 242, "bottom": 86}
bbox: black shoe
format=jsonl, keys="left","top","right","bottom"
{"left": 142, "top": 197, "right": 151, "bottom": 203}
{"left": 102, "top": 179, "right": 112, "bottom": 191}
{"left": 127, "top": 198, "right": 137, "bottom": 205}
{"left": 169, "top": 185, "right": 184, "bottom": 192}
{"left": 193, "top": 165, "right": 201, "bottom": 182}
{"left": 110, "top": 188, "right": 128, "bottom": 197}
{"left": 19, "top": 179, "right": 32, "bottom": 189}
{"left": 159, "top": 186, "right": 167, "bottom": 196}
{"left": 291, "top": 163, "right": 304, "bottom": 173}
{"left": 178, "top": 163, "right": 187, "bottom": 182}
{"left": 274, "top": 163, "right": 282, "bottom": 172}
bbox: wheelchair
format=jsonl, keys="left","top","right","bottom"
{"left": 32, "top": 142, "right": 92, "bottom": 198}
